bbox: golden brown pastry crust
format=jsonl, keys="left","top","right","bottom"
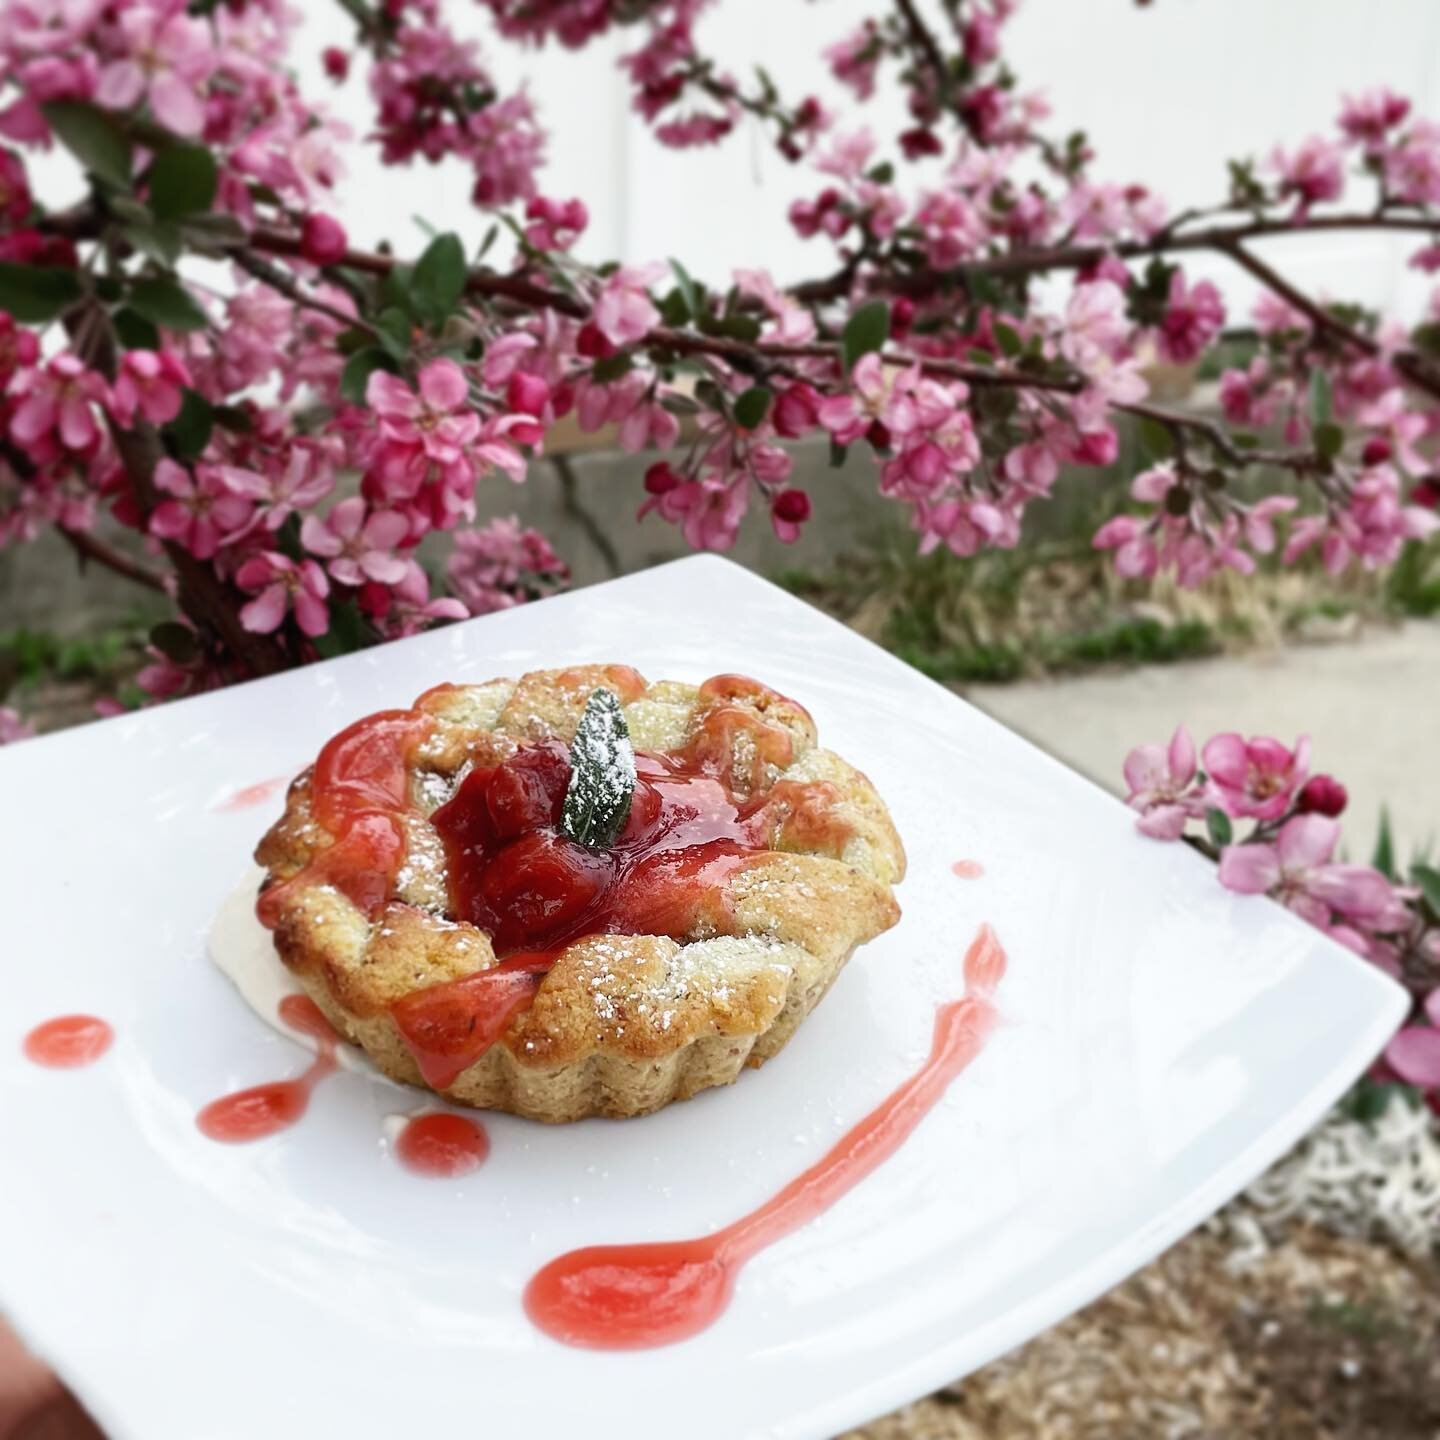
{"left": 256, "top": 664, "right": 905, "bottom": 1122}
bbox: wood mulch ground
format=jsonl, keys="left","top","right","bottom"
{"left": 843, "top": 1222, "right": 1440, "bottom": 1440}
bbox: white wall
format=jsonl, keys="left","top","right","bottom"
{"left": 24, "top": 1, "right": 1440, "bottom": 321}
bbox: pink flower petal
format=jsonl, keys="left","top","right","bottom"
{"left": 418, "top": 359, "right": 468, "bottom": 412}
{"left": 149, "top": 73, "right": 206, "bottom": 138}
{"left": 1217, "top": 842, "right": 1282, "bottom": 895}
{"left": 1384, "top": 1026, "right": 1440, "bottom": 1088}
{"left": 1166, "top": 725, "right": 1196, "bottom": 785}
{"left": 1275, "top": 814, "right": 1339, "bottom": 870}
{"left": 1201, "top": 732, "right": 1248, "bottom": 788}
{"left": 1123, "top": 742, "right": 1167, "bottom": 797}
{"left": 239, "top": 583, "right": 287, "bottom": 634}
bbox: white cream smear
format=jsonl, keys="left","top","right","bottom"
{"left": 208, "top": 867, "right": 368, "bottom": 1071}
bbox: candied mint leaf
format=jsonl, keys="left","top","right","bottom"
{"left": 561, "top": 688, "right": 636, "bottom": 849}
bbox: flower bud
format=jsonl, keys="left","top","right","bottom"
{"left": 1361, "top": 436, "right": 1392, "bottom": 466}
{"left": 300, "top": 212, "right": 348, "bottom": 265}
{"left": 506, "top": 371, "right": 549, "bottom": 418}
{"left": 773, "top": 488, "right": 811, "bottom": 523}
{"left": 322, "top": 47, "right": 350, "bottom": 82}
{"left": 644, "top": 462, "right": 681, "bottom": 495}
{"left": 1296, "top": 774, "right": 1348, "bottom": 817}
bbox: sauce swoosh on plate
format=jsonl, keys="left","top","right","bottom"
{"left": 523, "top": 923, "right": 1007, "bottom": 1350}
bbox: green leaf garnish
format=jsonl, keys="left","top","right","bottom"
{"left": 560, "top": 688, "right": 636, "bottom": 849}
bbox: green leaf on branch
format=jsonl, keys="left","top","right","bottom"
{"left": 993, "top": 321, "right": 1022, "bottom": 359}
{"left": 734, "top": 385, "right": 772, "bottom": 430}
{"left": 560, "top": 688, "right": 636, "bottom": 850}
{"left": 41, "top": 101, "right": 133, "bottom": 188}
{"left": 147, "top": 144, "right": 218, "bottom": 220}
{"left": 591, "top": 351, "right": 633, "bottom": 383}
{"left": 1138, "top": 415, "right": 1176, "bottom": 460}
{"left": 1410, "top": 863, "right": 1440, "bottom": 918}
{"left": 128, "top": 277, "right": 209, "bottom": 333}
{"left": 1205, "top": 807, "right": 1233, "bottom": 848}
{"left": 340, "top": 347, "right": 398, "bottom": 406}
{"left": 0, "top": 262, "right": 80, "bottom": 322}
{"left": 311, "top": 597, "right": 375, "bottom": 659}
{"left": 841, "top": 300, "right": 890, "bottom": 372}
{"left": 411, "top": 232, "right": 466, "bottom": 325}
{"left": 669, "top": 258, "right": 701, "bottom": 320}
{"left": 149, "top": 621, "right": 200, "bottom": 664}
{"left": 1314, "top": 421, "right": 1345, "bottom": 462}
{"left": 123, "top": 222, "right": 181, "bottom": 268}
{"left": 1308, "top": 369, "right": 1332, "bottom": 426}
{"left": 374, "top": 306, "right": 413, "bottom": 361}
{"left": 380, "top": 263, "right": 416, "bottom": 317}
{"left": 166, "top": 388, "right": 214, "bottom": 461}
{"left": 113, "top": 306, "right": 160, "bottom": 350}
{"left": 1371, "top": 806, "right": 1396, "bottom": 881}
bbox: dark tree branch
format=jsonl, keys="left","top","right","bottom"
{"left": 58, "top": 526, "right": 168, "bottom": 593}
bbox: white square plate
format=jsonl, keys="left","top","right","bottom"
{"left": 0, "top": 556, "right": 1407, "bottom": 1440}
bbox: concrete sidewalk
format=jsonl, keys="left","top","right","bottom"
{"left": 966, "top": 621, "right": 1440, "bottom": 861}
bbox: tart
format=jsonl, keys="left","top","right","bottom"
{"left": 254, "top": 664, "right": 905, "bottom": 1122}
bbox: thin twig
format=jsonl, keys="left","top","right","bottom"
{"left": 58, "top": 526, "right": 168, "bottom": 593}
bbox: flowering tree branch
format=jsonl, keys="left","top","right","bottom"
{"left": 0, "top": 0, "right": 1437, "bottom": 710}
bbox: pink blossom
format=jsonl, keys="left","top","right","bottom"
{"left": 369, "top": 559, "right": 468, "bottom": 636}
{"left": 300, "top": 497, "right": 409, "bottom": 586}
{"left": 1339, "top": 89, "right": 1411, "bottom": 149}
{"left": 818, "top": 353, "right": 898, "bottom": 446}
{"left": 1218, "top": 814, "right": 1398, "bottom": 928}
{"left": 1270, "top": 136, "right": 1345, "bottom": 212}
{"left": 94, "top": 6, "right": 215, "bottom": 137}
{"left": 639, "top": 472, "right": 748, "bottom": 550}
{"left": 824, "top": 25, "right": 879, "bottom": 101}
{"left": 1383, "top": 120, "right": 1440, "bottom": 205}
{"left": 0, "top": 310, "right": 39, "bottom": 385}
{"left": 1283, "top": 463, "right": 1440, "bottom": 573}
{"left": 733, "top": 268, "right": 816, "bottom": 344}
{"left": 148, "top": 459, "right": 254, "bottom": 560}
{"left": 0, "top": 147, "right": 30, "bottom": 226}
{"left": 9, "top": 355, "right": 108, "bottom": 454}
{"left": 445, "top": 515, "right": 567, "bottom": 616}
{"left": 108, "top": 349, "right": 191, "bottom": 427}
{"left": 367, "top": 359, "right": 480, "bottom": 490}
{"left": 1122, "top": 724, "right": 1202, "bottom": 839}
{"left": 524, "top": 195, "right": 587, "bottom": 251}
{"left": 220, "top": 444, "right": 335, "bottom": 531}
{"left": 0, "top": 704, "right": 34, "bottom": 744}
{"left": 1252, "top": 290, "right": 1309, "bottom": 336}
{"left": 1384, "top": 1026, "right": 1440, "bottom": 1089}
{"left": 1092, "top": 514, "right": 1157, "bottom": 579}
{"left": 1156, "top": 271, "right": 1225, "bottom": 365}
{"left": 1203, "top": 732, "right": 1311, "bottom": 821}
{"left": 1233, "top": 495, "right": 1293, "bottom": 556}
{"left": 592, "top": 263, "right": 664, "bottom": 348}
{"left": 236, "top": 551, "right": 330, "bottom": 637}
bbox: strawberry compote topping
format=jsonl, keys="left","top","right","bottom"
{"left": 430, "top": 741, "right": 847, "bottom": 957}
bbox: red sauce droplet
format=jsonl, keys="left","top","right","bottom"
{"left": 214, "top": 774, "right": 291, "bottom": 812}
{"left": 197, "top": 994, "right": 340, "bottom": 1144}
{"left": 523, "top": 924, "right": 1007, "bottom": 1350}
{"left": 395, "top": 1112, "right": 490, "bottom": 1177}
{"left": 23, "top": 1015, "right": 113, "bottom": 1069}
{"left": 951, "top": 859, "right": 984, "bottom": 879}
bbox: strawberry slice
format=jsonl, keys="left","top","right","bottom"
{"left": 390, "top": 955, "right": 553, "bottom": 1090}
